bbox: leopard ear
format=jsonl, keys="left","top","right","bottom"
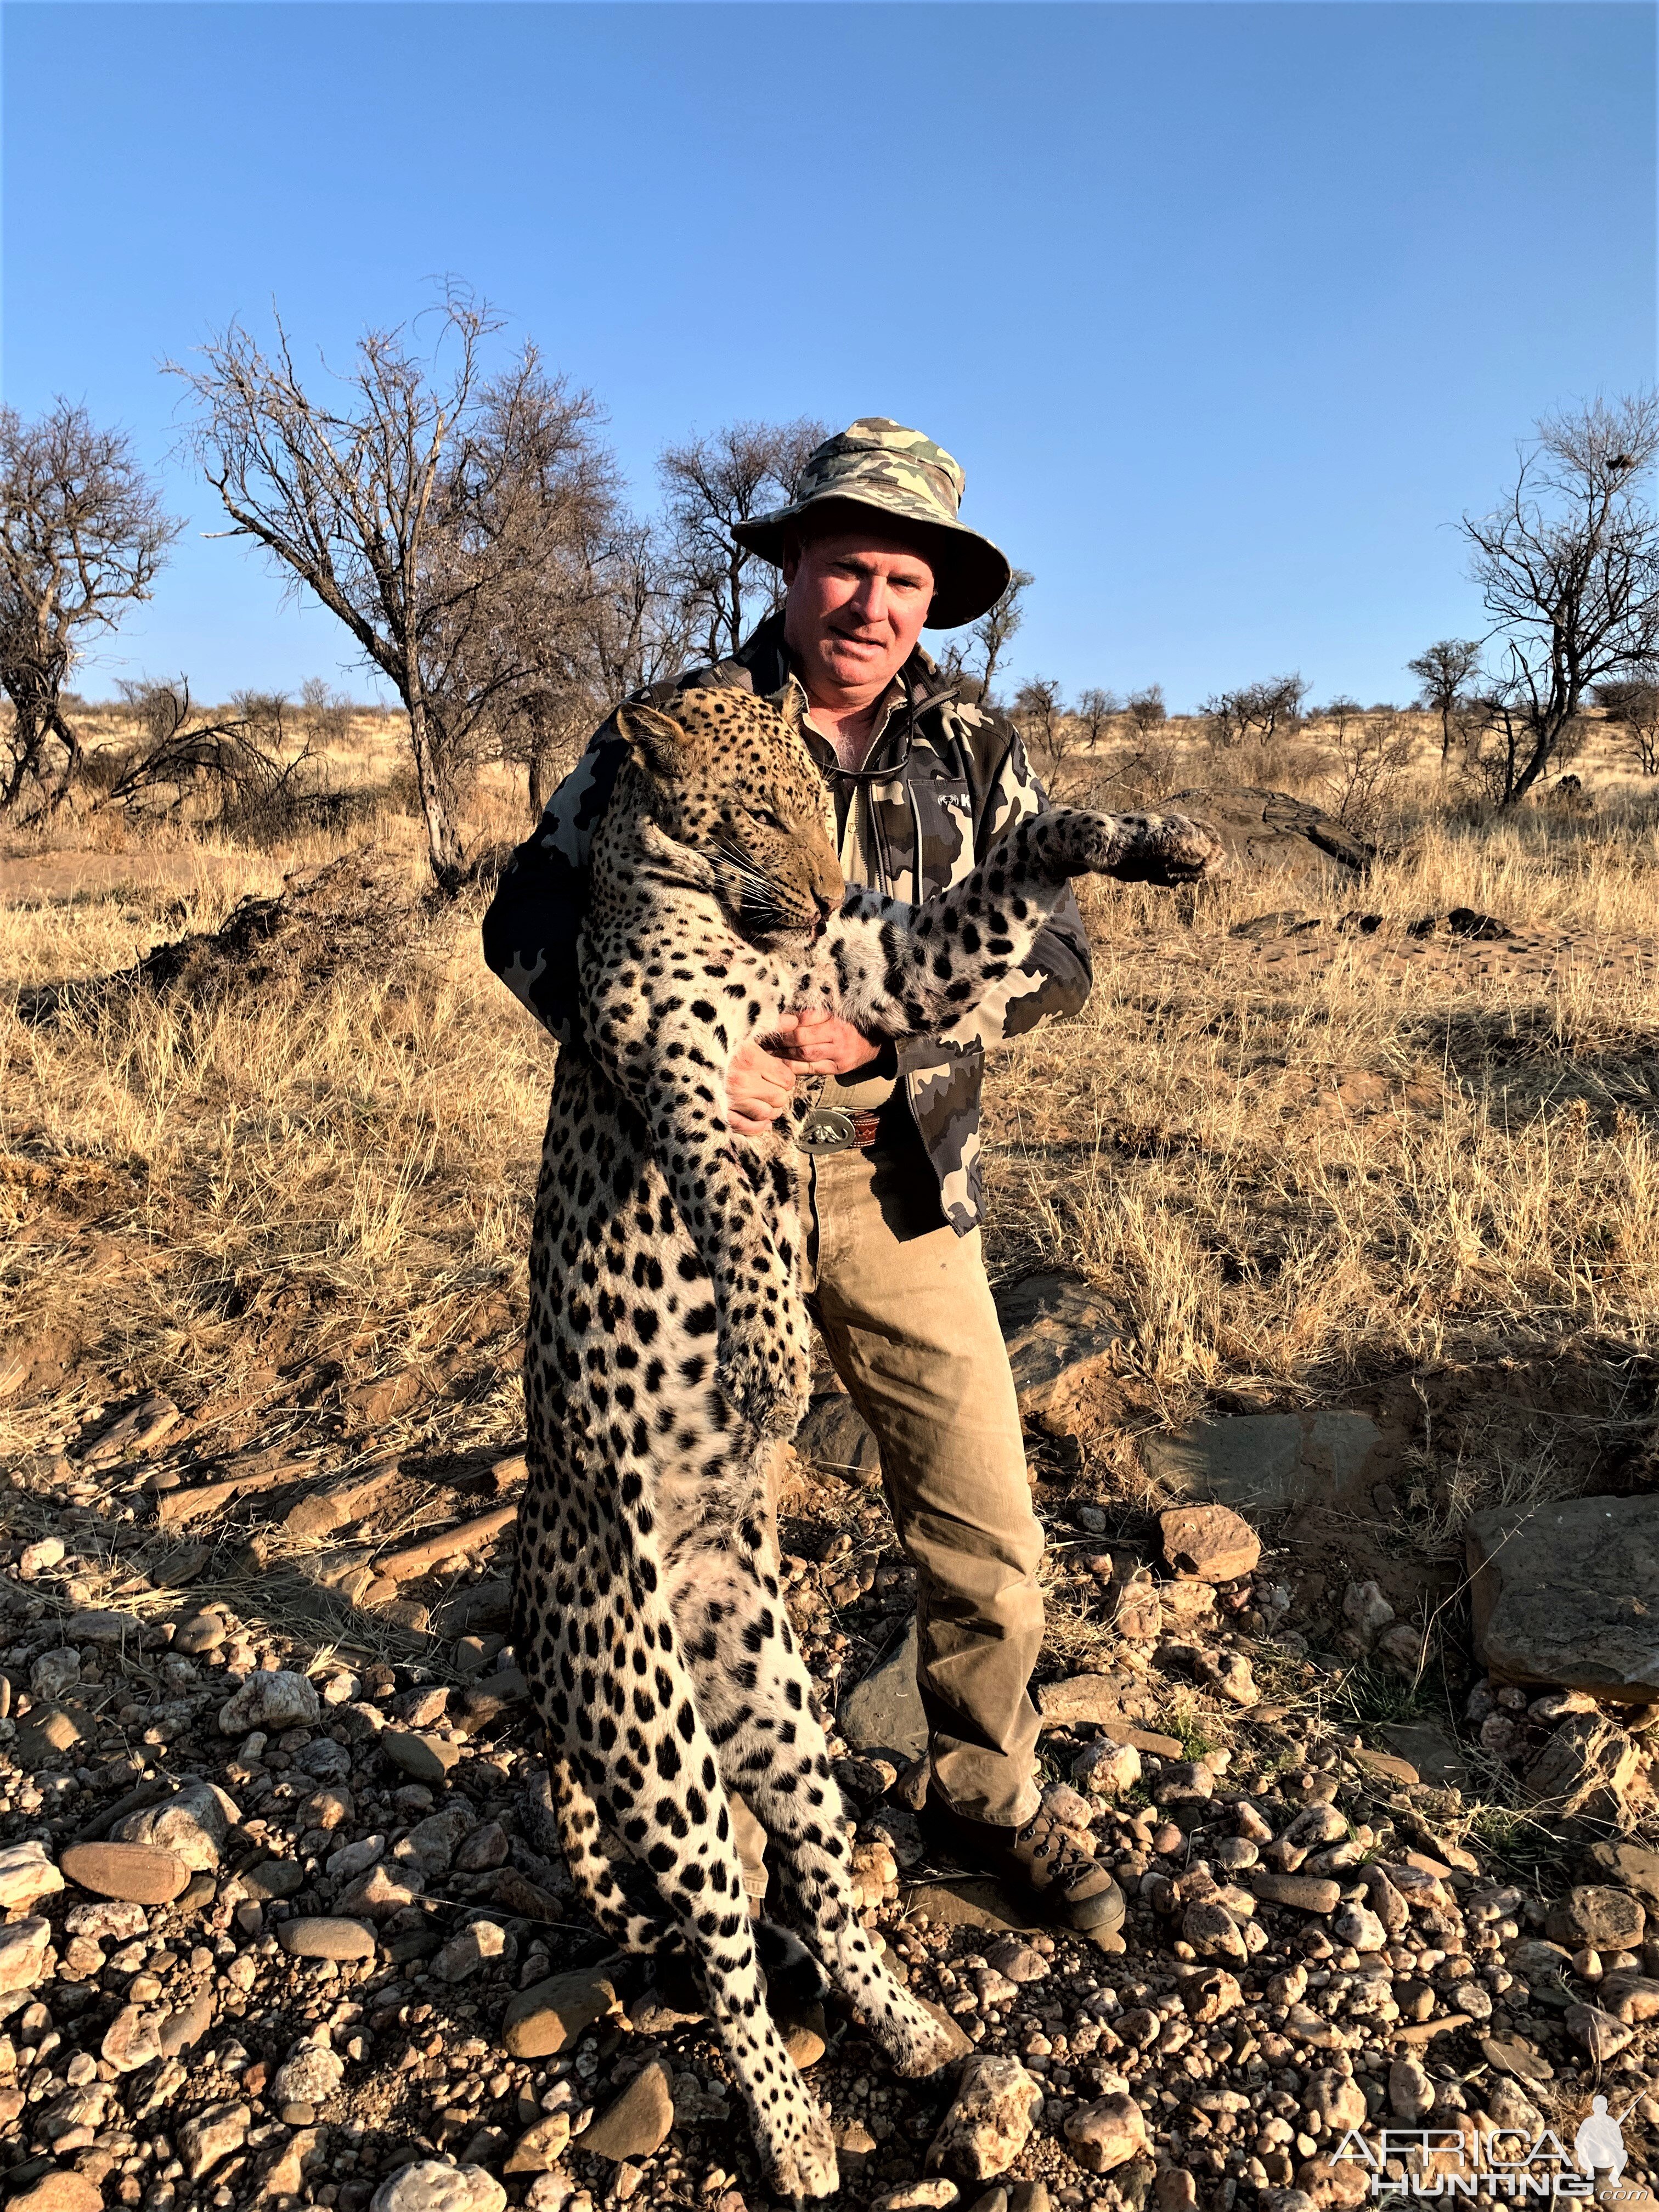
{"left": 615, "top": 701, "right": 687, "bottom": 781}
{"left": 766, "top": 679, "right": 808, "bottom": 738}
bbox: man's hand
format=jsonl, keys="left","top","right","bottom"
{"left": 726, "top": 1013, "right": 883, "bottom": 1133}
{"left": 772, "top": 1011, "right": 884, "bottom": 1078}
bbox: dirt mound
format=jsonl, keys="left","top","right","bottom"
{"left": 18, "top": 847, "right": 433, "bottom": 1022}
{"left": 1168, "top": 785, "right": 1376, "bottom": 881}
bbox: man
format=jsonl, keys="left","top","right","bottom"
{"left": 483, "top": 417, "right": 1124, "bottom": 1936}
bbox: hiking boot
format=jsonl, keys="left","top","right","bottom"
{"left": 919, "top": 1792, "right": 1127, "bottom": 1936}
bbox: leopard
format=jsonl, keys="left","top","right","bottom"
{"left": 513, "top": 677, "right": 1221, "bottom": 2200}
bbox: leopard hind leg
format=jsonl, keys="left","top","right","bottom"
{"left": 549, "top": 1752, "right": 685, "bottom": 1957}
{"left": 680, "top": 1537, "right": 960, "bottom": 2080}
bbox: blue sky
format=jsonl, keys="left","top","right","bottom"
{"left": 2, "top": 2, "right": 1654, "bottom": 710}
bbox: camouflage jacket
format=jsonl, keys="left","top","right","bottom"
{"left": 481, "top": 613, "right": 1092, "bottom": 1233}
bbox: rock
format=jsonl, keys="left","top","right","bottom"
{"left": 1584, "top": 1842, "right": 1659, "bottom": 1905}
{"left": 273, "top": 2042, "right": 345, "bottom": 2105}
{"left": 1564, "top": 2003, "right": 1632, "bottom": 2062}
{"left": 903, "top": 1881, "right": 1035, "bottom": 1937}
{"left": 102, "top": 2002, "right": 165, "bottom": 2073}
{"left": 1141, "top": 1410, "right": 1388, "bottom": 1513}
{"left": 0, "top": 1841, "right": 62, "bottom": 1910}
{"left": 13, "top": 1701, "right": 92, "bottom": 1770}
{"left": 433, "top": 1918, "right": 507, "bottom": 1983}
{"left": 1295, "top": 2154, "right": 1370, "bottom": 2208}
{"left": 1525, "top": 1717, "right": 1641, "bottom": 1819}
{"left": 927, "top": 2055, "right": 1045, "bottom": 2183}
{"left": 1063, "top": 2092, "right": 1148, "bottom": 2174}
{"left": 1375, "top": 1622, "right": 1426, "bottom": 1673}
{"left": 398, "top": 1809, "right": 473, "bottom": 1878}
{"left": 1182, "top": 1969, "right": 1241, "bottom": 2022}
{"left": 371, "top": 2163, "right": 507, "bottom": 2212}
{"left": 1306, "top": 2071, "right": 1367, "bottom": 2130}
{"left": 1350, "top": 1747, "right": 1418, "bottom": 1788}
{"left": 794, "top": 1392, "right": 882, "bottom": 1484}
{"left": 383, "top": 1729, "right": 462, "bottom": 1783}
{"left": 1034, "top": 1674, "right": 1128, "bottom": 1728}
{"left": 1469, "top": 1494, "right": 1659, "bottom": 1700}
{"left": 1183, "top": 1900, "right": 1247, "bottom": 1961}
{"left": 840, "top": 1616, "right": 927, "bottom": 1759}
{"left": 66, "top": 1606, "right": 132, "bottom": 1643}
{"left": 1342, "top": 1580, "right": 1395, "bottom": 1643}
{"left": 60, "top": 1839, "right": 190, "bottom": 1905}
{"left": 337, "top": 1862, "right": 422, "bottom": 1918}
{"left": 1480, "top": 2034, "right": 1554, "bottom": 2085}
{"left": 80, "top": 1387, "right": 180, "bottom": 1466}
{"left": 30, "top": 1646, "right": 81, "bottom": 1699}
{"left": 111, "top": 1780, "right": 235, "bottom": 1871}
{"left": 1159, "top": 1503, "right": 1260, "bottom": 1584}
{"left": 995, "top": 1271, "right": 1123, "bottom": 1440}
{"left": 1598, "top": 1972, "right": 1659, "bottom": 2024}
{"left": 178, "top": 2101, "right": 252, "bottom": 2180}
{"left": 242, "top": 1857, "right": 304, "bottom": 1901}
{"left": 1197, "top": 1649, "right": 1257, "bottom": 1705}
{"left": 1547, "top": 1887, "right": 1645, "bottom": 1951}
{"left": 580, "top": 2059, "right": 674, "bottom": 2162}
{"left": 1389, "top": 2057, "right": 1435, "bottom": 2121}
{"left": 870, "top": 2187, "right": 962, "bottom": 2212}
{"left": 172, "top": 1610, "right": 228, "bottom": 1655}
{"left": 278, "top": 1916, "right": 376, "bottom": 1960}
{"left": 1252, "top": 1871, "right": 1341, "bottom": 1915}
{"left": 1378, "top": 1720, "right": 1468, "bottom": 1788}
{"left": 7, "top": 2178, "right": 103, "bottom": 2212}
{"left": 502, "top": 1968, "right": 621, "bottom": 2059}
{"left": 0, "top": 1916, "right": 52, "bottom": 1991}
{"left": 159, "top": 1991, "right": 215, "bottom": 2055}
{"left": 1331, "top": 1904, "right": 1387, "bottom": 1953}
{"left": 455, "top": 1820, "right": 509, "bottom": 1873}
{"left": 218, "top": 1667, "right": 321, "bottom": 1733}
{"left": 505, "top": 2114, "right": 573, "bottom": 2173}
{"left": 1072, "top": 1740, "right": 1141, "bottom": 1797}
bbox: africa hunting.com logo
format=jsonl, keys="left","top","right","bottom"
{"left": 1331, "top": 2096, "right": 1640, "bottom": 2199}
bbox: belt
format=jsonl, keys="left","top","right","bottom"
{"left": 794, "top": 1105, "right": 883, "bottom": 1156}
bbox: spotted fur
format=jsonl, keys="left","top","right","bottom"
{"left": 515, "top": 680, "right": 1220, "bottom": 2199}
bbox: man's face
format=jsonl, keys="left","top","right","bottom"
{"left": 782, "top": 523, "right": 936, "bottom": 702}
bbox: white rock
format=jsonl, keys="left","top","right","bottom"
{"left": 30, "top": 1647, "right": 81, "bottom": 1700}
{"left": 325, "top": 1835, "right": 386, "bottom": 1883}
{"left": 112, "top": 1780, "right": 238, "bottom": 1872}
{"left": 926, "top": 2053, "right": 1044, "bottom": 2183}
{"left": 217, "top": 1668, "right": 321, "bottom": 1734}
{"left": 273, "top": 2044, "right": 346, "bottom": 2107}
{"left": 433, "top": 1920, "right": 509, "bottom": 1984}
{"left": 18, "top": 1537, "right": 65, "bottom": 1578}
{"left": 1073, "top": 1740, "right": 1142, "bottom": 1798}
{"left": 1389, "top": 2056, "right": 1435, "bottom": 2121}
{"left": 1331, "top": 1904, "right": 1388, "bottom": 1953}
{"left": 371, "top": 2162, "right": 507, "bottom": 2212}
{"left": 1342, "top": 1580, "right": 1395, "bottom": 1643}
{"left": 0, "top": 1917, "right": 53, "bottom": 1992}
{"left": 0, "top": 1841, "right": 63, "bottom": 1911}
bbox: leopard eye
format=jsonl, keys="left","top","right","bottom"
{"left": 754, "top": 809, "right": 787, "bottom": 833}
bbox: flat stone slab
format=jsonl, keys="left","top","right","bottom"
{"left": 1468, "top": 1494, "right": 1659, "bottom": 1702}
{"left": 902, "top": 1877, "right": 1039, "bottom": 1936}
{"left": 794, "top": 1393, "right": 881, "bottom": 1486}
{"left": 839, "top": 1617, "right": 927, "bottom": 1760}
{"left": 994, "top": 1271, "right": 1122, "bottom": 1435}
{"left": 1141, "top": 1410, "right": 1386, "bottom": 1511}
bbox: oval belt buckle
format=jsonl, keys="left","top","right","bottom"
{"left": 796, "top": 1106, "right": 857, "bottom": 1156}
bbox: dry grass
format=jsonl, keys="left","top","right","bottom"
{"left": 2, "top": 720, "right": 1655, "bottom": 1571}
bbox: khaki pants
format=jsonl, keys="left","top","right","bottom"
{"left": 804, "top": 1120, "right": 1045, "bottom": 1827}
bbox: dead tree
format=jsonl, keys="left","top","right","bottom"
{"left": 0, "top": 402, "right": 179, "bottom": 817}
{"left": 658, "top": 418, "right": 825, "bottom": 665}
{"left": 1462, "top": 392, "right": 1659, "bottom": 808}
{"left": 969, "top": 568, "right": 1034, "bottom": 707}
{"left": 1594, "top": 675, "right": 1659, "bottom": 776}
{"left": 1407, "top": 638, "right": 1483, "bottom": 768}
{"left": 1011, "top": 676, "right": 1072, "bottom": 793}
{"left": 173, "top": 287, "right": 619, "bottom": 888}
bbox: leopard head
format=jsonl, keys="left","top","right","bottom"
{"left": 614, "top": 682, "right": 845, "bottom": 946}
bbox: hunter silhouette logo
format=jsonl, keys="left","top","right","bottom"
{"left": 1332, "top": 2097, "right": 1640, "bottom": 2198}
{"left": 1573, "top": 2098, "right": 1628, "bottom": 2189}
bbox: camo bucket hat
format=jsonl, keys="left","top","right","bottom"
{"left": 732, "top": 416, "right": 1012, "bottom": 629}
